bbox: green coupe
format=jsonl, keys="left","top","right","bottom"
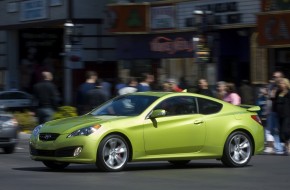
{"left": 30, "top": 92, "right": 264, "bottom": 172}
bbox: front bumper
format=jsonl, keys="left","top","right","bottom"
{"left": 0, "top": 127, "right": 18, "bottom": 148}
{"left": 29, "top": 133, "right": 101, "bottom": 164}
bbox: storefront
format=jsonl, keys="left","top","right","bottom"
{"left": 257, "top": 0, "right": 290, "bottom": 79}
{"left": 108, "top": 0, "right": 261, "bottom": 88}
{"left": 115, "top": 32, "right": 199, "bottom": 88}
{"left": 0, "top": 0, "right": 118, "bottom": 104}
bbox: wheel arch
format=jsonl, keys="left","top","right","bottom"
{"left": 98, "top": 132, "right": 133, "bottom": 161}
{"left": 224, "top": 128, "right": 255, "bottom": 155}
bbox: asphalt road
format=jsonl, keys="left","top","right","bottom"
{"left": 0, "top": 135, "right": 289, "bottom": 190}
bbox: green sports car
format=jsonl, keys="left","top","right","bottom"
{"left": 30, "top": 92, "right": 264, "bottom": 172}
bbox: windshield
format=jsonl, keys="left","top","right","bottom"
{"left": 90, "top": 95, "right": 159, "bottom": 116}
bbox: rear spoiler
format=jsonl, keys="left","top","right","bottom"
{"left": 239, "top": 105, "right": 261, "bottom": 112}
{"left": 247, "top": 106, "right": 261, "bottom": 112}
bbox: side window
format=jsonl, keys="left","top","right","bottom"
{"left": 0, "top": 93, "right": 7, "bottom": 99}
{"left": 10, "top": 92, "right": 27, "bottom": 99}
{"left": 197, "top": 97, "right": 222, "bottom": 115}
{"left": 154, "top": 96, "right": 197, "bottom": 116}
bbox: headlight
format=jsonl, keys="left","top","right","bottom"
{"left": 2, "top": 118, "right": 18, "bottom": 128}
{"left": 67, "top": 124, "right": 102, "bottom": 138}
{"left": 32, "top": 124, "right": 43, "bottom": 136}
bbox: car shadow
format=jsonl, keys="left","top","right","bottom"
{"left": 13, "top": 161, "right": 252, "bottom": 173}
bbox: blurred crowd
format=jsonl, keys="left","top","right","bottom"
{"left": 32, "top": 70, "right": 290, "bottom": 156}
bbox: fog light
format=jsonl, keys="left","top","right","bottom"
{"left": 73, "top": 147, "right": 83, "bottom": 156}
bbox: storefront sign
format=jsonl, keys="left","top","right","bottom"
{"left": 20, "top": 0, "right": 47, "bottom": 21}
{"left": 194, "top": 1, "right": 240, "bottom": 25}
{"left": 258, "top": 13, "right": 290, "bottom": 46}
{"left": 116, "top": 33, "right": 195, "bottom": 59}
{"left": 69, "top": 44, "right": 84, "bottom": 69}
{"left": 7, "top": 2, "right": 18, "bottom": 13}
{"left": 150, "top": 36, "right": 193, "bottom": 54}
{"left": 180, "top": 0, "right": 258, "bottom": 28}
{"left": 262, "top": 0, "right": 290, "bottom": 11}
{"left": 151, "top": 6, "right": 175, "bottom": 30}
{"left": 107, "top": 4, "right": 149, "bottom": 33}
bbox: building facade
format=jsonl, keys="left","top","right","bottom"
{"left": 108, "top": 0, "right": 265, "bottom": 88}
{"left": 1, "top": 0, "right": 289, "bottom": 105}
{"left": 257, "top": 0, "right": 290, "bottom": 79}
{"left": 0, "top": 0, "right": 117, "bottom": 104}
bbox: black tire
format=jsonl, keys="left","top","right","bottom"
{"left": 42, "top": 161, "right": 69, "bottom": 170}
{"left": 3, "top": 146, "right": 15, "bottom": 154}
{"left": 168, "top": 160, "right": 190, "bottom": 166}
{"left": 221, "top": 131, "right": 253, "bottom": 167}
{"left": 97, "top": 134, "right": 129, "bottom": 172}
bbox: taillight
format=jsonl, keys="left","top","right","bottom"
{"left": 251, "top": 115, "right": 262, "bottom": 125}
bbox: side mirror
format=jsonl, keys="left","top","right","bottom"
{"left": 150, "top": 109, "right": 166, "bottom": 119}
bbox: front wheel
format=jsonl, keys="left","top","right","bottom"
{"left": 97, "top": 135, "right": 129, "bottom": 172}
{"left": 221, "top": 131, "right": 253, "bottom": 167}
{"left": 42, "top": 161, "right": 69, "bottom": 170}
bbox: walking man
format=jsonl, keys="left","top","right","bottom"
{"left": 33, "top": 71, "right": 61, "bottom": 124}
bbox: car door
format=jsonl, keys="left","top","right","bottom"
{"left": 143, "top": 96, "right": 206, "bottom": 155}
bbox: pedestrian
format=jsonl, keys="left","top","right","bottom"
{"left": 33, "top": 71, "right": 61, "bottom": 124}
{"left": 100, "top": 79, "right": 112, "bottom": 99}
{"left": 256, "top": 85, "right": 275, "bottom": 153}
{"left": 84, "top": 80, "right": 109, "bottom": 112}
{"left": 76, "top": 71, "right": 98, "bottom": 114}
{"left": 223, "top": 82, "right": 241, "bottom": 105}
{"left": 271, "top": 77, "right": 290, "bottom": 155}
{"left": 239, "top": 80, "right": 255, "bottom": 105}
{"left": 166, "top": 78, "right": 183, "bottom": 92}
{"left": 118, "top": 77, "right": 138, "bottom": 95}
{"left": 162, "top": 81, "right": 172, "bottom": 92}
{"left": 114, "top": 77, "right": 126, "bottom": 96}
{"left": 264, "top": 71, "right": 284, "bottom": 154}
{"left": 196, "top": 78, "right": 214, "bottom": 97}
{"left": 178, "top": 76, "right": 188, "bottom": 90}
{"left": 215, "top": 81, "right": 227, "bottom": 100}
{"left": 137, "top": 73, "right": 154, "bottom": 92}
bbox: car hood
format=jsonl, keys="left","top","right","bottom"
{"left": 40, "top": 115, "right": 128, "bottom": 134}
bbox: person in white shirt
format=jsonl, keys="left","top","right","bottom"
{"left": 119, "top": 77, "right": 138, "bottom": 95}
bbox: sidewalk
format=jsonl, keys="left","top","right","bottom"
{"left": 19, "top": 132, "right": 31, "bottom": 140}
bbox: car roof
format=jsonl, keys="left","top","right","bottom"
{"left": 128, "top": 91, "right": 244, "bottom": 109}
{"left": 0, "top": 90, "right": 31, "bottom": 94}
{"left": 129, "top": 91, "right": 174, "bottom": 97}
{"left": 126, "top": 91, "right": 218, "bottom": 100}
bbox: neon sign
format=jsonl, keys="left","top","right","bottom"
{"left": 150, "top": 36, "right": 194, "bottom": 54}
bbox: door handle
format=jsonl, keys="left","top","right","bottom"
{"left": 194, "top": 120, "right": 204, "bottom": 125}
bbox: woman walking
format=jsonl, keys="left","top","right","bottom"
{"left": 272, "top": 78, "right": 290, "bottom": 155}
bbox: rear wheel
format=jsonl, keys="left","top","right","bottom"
{"left": 221, "top": 131, "right": 253, "bottom": 167}
{"left": 97, "top": 135, "right": 129, "bottom": 172}
{"left": 42, "top": 161, "right": 69, "bottom": 170}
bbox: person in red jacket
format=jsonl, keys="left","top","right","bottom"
{"left": 167, "top": 78, "right": 183, "bottom": 92}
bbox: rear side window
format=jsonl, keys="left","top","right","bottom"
{"left": 154, "top": 96, "right": 198, "bottom": 116}
{"left": 197, "top": 97, "right": 222, "bottom": 115}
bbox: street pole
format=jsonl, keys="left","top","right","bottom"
{"left": 64, "top": 21, "right": 74, "bottom": 105}
{"left": 192, "top": 10, "right": 213, "bottom": 79}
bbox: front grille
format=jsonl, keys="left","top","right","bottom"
{"left": 39, "top": 133, "right": 60, "bottom": 141}
{"left": 30, "top": 145, "right": 81, "bottom": 157}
